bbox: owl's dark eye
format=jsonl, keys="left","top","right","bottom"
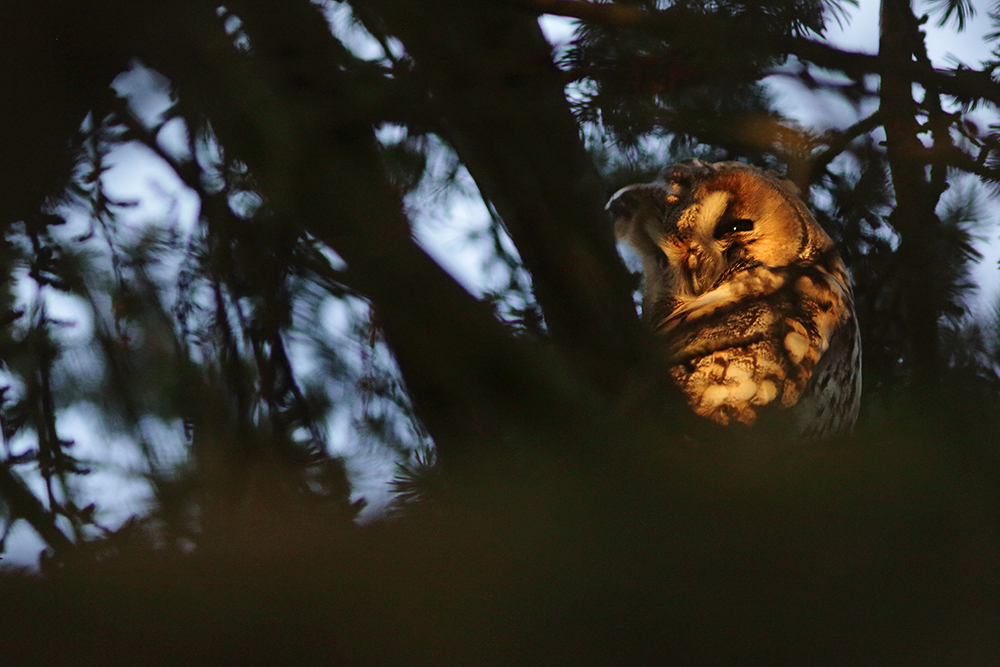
{"left": 714, "top": 217, "right": 755, "bottom": 238}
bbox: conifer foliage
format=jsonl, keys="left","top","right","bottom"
{"left": 2, "top": 0, "right": 1000, "bottom": 663}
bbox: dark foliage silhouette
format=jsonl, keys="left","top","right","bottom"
{"left": 2, "top": 0, "right": 1000, "bottom": 664}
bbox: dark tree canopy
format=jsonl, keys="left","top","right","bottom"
{"left": 2, "top": 0, "right": 1000, "bottom": 664}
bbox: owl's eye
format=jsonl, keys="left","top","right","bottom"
{"left": 714, "top": 217, "right": 755, "bottom": 238}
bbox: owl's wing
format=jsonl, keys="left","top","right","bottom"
{"left": 660, "top": 261, "right": 857, "bottom": 432}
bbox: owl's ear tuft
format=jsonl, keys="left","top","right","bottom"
{"left": 761, "top": 168, "right": 800, "bottom": 196}
{"left": 659, "top": 160, "right": 702, "bottom": 189}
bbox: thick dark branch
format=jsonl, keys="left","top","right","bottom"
{"left": 909, "top": 13, "right": 955, "bottom": 202}
{"left": 878, "top": 0, "right": 942, "bottom": 385}
{"left": 363, "top": 0, "right": 649, "bottom": 382}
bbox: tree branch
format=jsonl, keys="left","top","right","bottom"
{"left": 878, "top": 0, "right": 943, "bottom": 386}
{"left": 0, "top": 464, "right": 77, "bottom": 557}
{"left": 522, "top": 0, "right": 1000, "bottom": 109}
{"left": 362, "top": 0, "right": 650, "bottom": 384}
{"left": 117, "top": 0, "right": 680, "bottom": 468}
{"left": 795, "top": 111, "right": 883, "bottom": 189}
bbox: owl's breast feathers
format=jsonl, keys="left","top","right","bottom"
{"left": 660, "top": 252, "right": 859, "bottom": 436}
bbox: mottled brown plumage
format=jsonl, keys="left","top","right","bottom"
{"left": 608, "top": 160, "right": 861, "bottom": 437}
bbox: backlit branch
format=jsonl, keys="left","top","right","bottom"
{"left": 522, "top": 0, "right": 1000, "bottom": 108}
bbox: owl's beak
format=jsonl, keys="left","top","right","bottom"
{"left": 682, "top": 248, "right": 704, "bottom": 292}
{"left": 666, "top": 237, "right": 715, "bottom": 296}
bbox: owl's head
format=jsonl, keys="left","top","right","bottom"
{"left": 608, "top": 161, "right": 836, "bottom": 322}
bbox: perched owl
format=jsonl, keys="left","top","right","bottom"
{"left": 607, "top": 160, "right": 861, "bottom": 438}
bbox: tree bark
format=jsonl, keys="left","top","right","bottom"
{"left": 878, "top": 0, "right": 942, "bottom": 388}
{"left": 364, "top": 0, "right": 650, "bottom": 389}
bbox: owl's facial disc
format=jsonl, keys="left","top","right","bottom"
{"left": 662, "top": 189, "right": 733, "bottom": 296}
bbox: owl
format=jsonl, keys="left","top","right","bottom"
{"left": 607, "top": 160, "right": 861, "bottom": 438}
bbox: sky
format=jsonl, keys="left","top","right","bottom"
{"left": 3, "top": 0, "right": 1000, "bottom": 568}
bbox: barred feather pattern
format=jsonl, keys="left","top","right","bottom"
{"left": 608, "top": 161, "right": 861, "bottom": 438}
